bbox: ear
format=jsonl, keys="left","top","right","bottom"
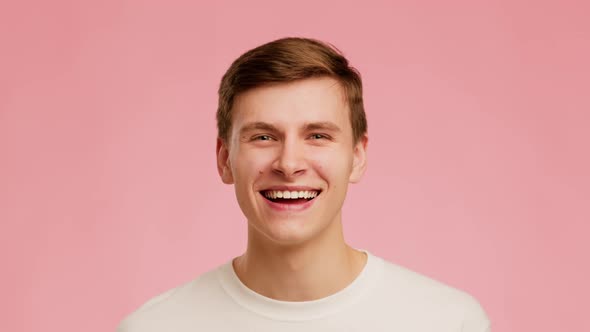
{"left": 216, "top": 138, "right": 234, "bottom": 184}
{"left": 349, "top": 134, "right": 368, "bottom": 183}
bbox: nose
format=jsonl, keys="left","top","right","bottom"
{"left": 272, "top": 138, "right": 307, "bottom": 178}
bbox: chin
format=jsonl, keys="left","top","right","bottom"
{"left": 252, "top": 216, "right": 330, "bottom": 247}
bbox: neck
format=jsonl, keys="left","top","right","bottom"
{"left": 232, "top": 218, "right": 367, "bottom": 302}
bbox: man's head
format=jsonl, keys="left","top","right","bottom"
{"left": 216, "top": 37, "right": 368, "bottom": 247}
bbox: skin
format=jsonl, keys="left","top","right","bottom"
{"left": 216, "top": 77, "right": 369, "bottom": 301}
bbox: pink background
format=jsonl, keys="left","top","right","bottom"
{"left": 1, "top": 1, "right": 588, "bottom": 331}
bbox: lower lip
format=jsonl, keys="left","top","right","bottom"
{"left": 260, "top": 193, "right": 318, "bottom": 212}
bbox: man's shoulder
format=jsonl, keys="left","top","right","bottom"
{"left": 379, "top": 259, "right": 477, "bottom": 302}
{"left": 374, "top": 257, "right": 490, "bottom": 330}
{"left": 116, "top": 265, "right": 223, "bottom": 332}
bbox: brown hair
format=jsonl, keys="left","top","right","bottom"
{"left": 216, "top": 37, "right": 367, "bottom": 143}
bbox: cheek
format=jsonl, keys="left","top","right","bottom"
{"left": 309, "top": 148, "right": 353, "bottom": 176}
{"left": 233, "top": 149, "right": 274, "bottom": 178}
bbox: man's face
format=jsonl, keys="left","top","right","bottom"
{"left": 217, "top": 77, "right": 367, "bottom": 246}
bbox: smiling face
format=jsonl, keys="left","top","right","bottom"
{"left": 217, "top": 77, "right": 367, "bottom": 247}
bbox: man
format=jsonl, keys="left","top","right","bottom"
{"left": 118, "top": 37, "right": 491, "bottom": 331}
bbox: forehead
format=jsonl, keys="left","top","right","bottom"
{"left": 232, "top": 77, "right": 350, "bottom": 128}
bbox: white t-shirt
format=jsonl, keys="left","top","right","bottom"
{"left": 117, "top": 251, "right": 491, "bottom": 331}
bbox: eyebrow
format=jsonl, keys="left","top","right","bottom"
{"left": 239, "top": 122, "right": 279, "bottom": 135}
{"left": 302, "top": 121, "right": 341, "bottom": 133}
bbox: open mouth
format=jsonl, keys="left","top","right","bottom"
{"left": 260, "top": 189, "right": 322, "bottom": 204}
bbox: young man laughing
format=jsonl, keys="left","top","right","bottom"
{"left": 118, "top": 37, "right": 491, "bottom": 331}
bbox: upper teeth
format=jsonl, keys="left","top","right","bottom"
{"left": 263, "top": 190, "right": 319, "bottom": 199}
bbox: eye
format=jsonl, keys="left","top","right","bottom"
{"left": 253, "top": 135, "right": 273, "bottom": 141}
{"left": 309, "top": 133, "right": 329, "bottom": 140}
